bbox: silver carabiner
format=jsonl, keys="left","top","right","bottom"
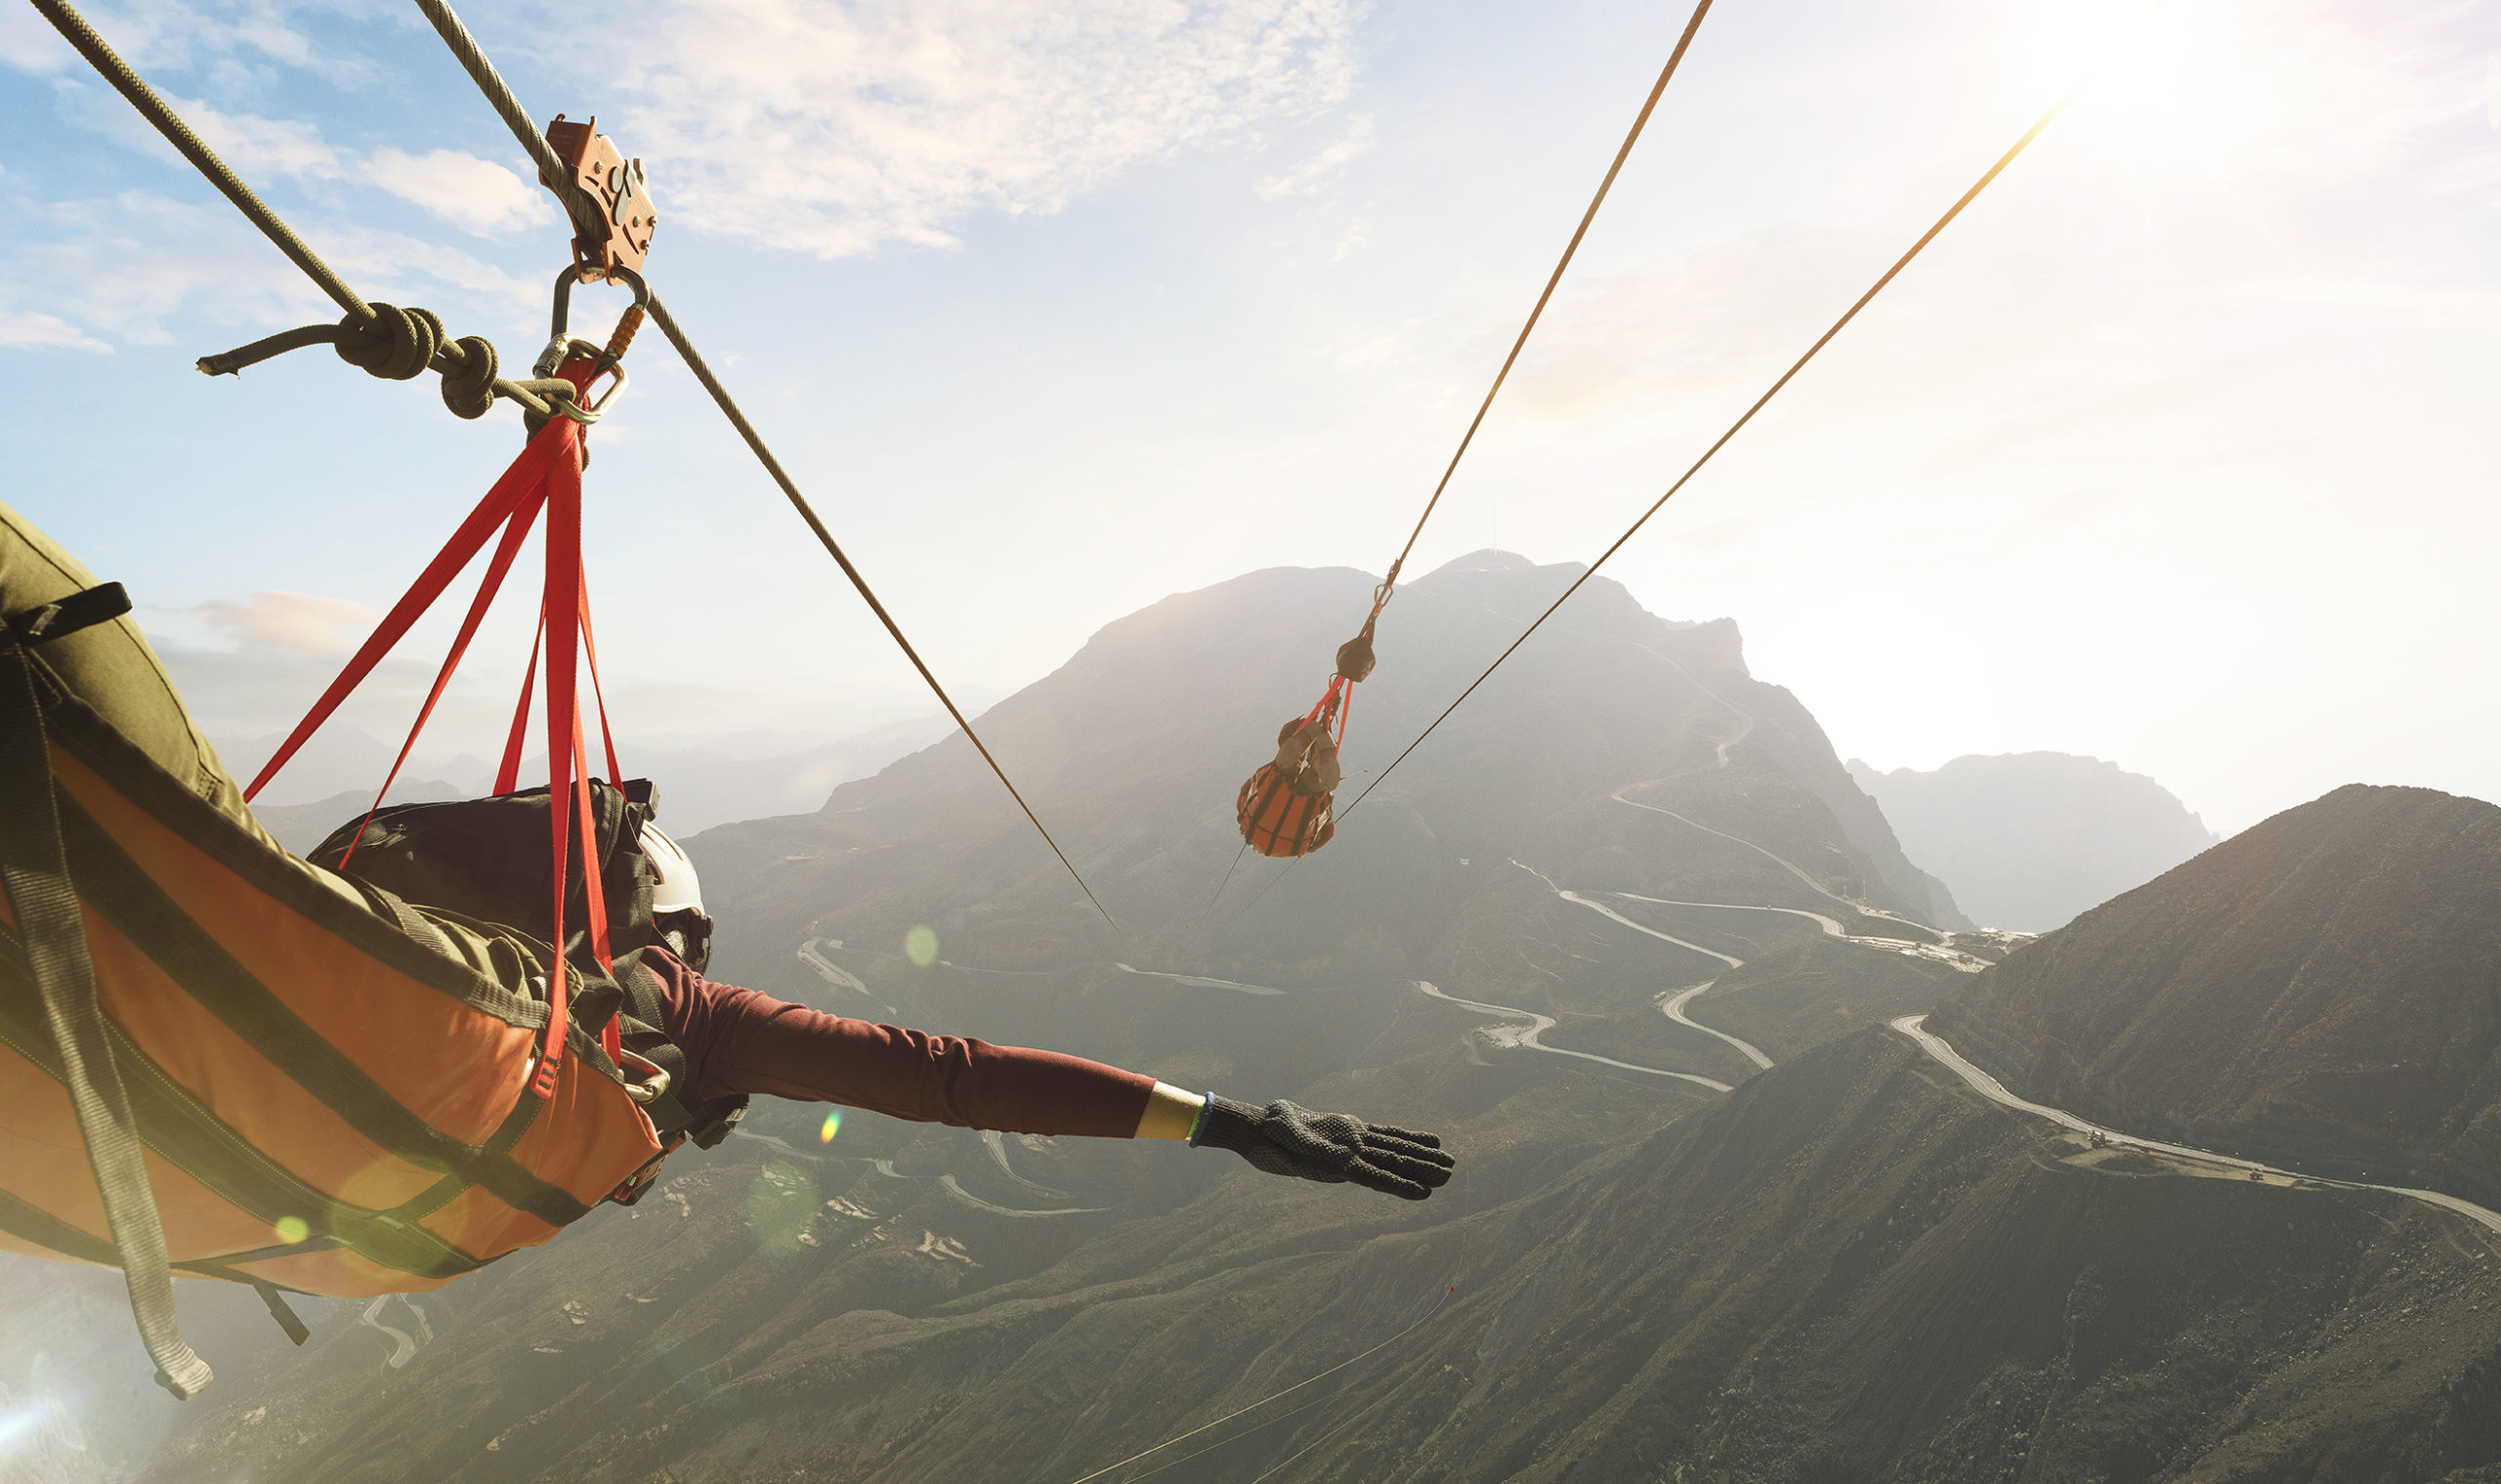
{"left": 530, "top": 333, "right": 628, "bottom": 423}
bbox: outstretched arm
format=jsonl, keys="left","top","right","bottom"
{"left": 648, "top": 949, "right": 1454, "bottom": 1199}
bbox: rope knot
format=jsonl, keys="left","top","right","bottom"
{"left": 437, "top": 334, "right": 498, "bottom": 420}
{"left": 333, "top": 303, "right": 441, "bottom": 382}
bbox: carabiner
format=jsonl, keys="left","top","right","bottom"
{"left": 535, "top": 263, "right": 651, "bottom": 379}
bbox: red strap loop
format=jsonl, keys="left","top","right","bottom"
{"left": 249, "top": 355, "right": 620, "bottom": 1104}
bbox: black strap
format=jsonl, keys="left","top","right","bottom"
{"left": 252, "top": 1281, "right": 312, "bottom": 1345}
{"left": 5, "top": 581, "right": 130, "bottom": 646}
{"left": 0, "top": 586, "right": 212, "bottom": 1398}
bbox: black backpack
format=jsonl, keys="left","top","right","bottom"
{"left": 309, "top": 781, "right": 746, "bottom": 1156}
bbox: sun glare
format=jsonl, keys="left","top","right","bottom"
{"left": 2006, "top": 0, "right": 2300, "bottom": 181}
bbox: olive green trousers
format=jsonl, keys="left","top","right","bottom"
{"left": 2, "top": 497, "right": 532, "bottom": 988}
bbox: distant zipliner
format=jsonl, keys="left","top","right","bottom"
{"left": 1226, "top": 0, "right": 1717, "bottom": 865}
{"left": 2, "top": 2, "right": 1452, "bottom": 1401}
{"left": 1233, "top": 619, "right": 1378, "bottom": 858}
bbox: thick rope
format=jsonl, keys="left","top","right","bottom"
{"left": 1367, "top": 0, "right": 1716, "bottom": 616}
{"left": 1225, "top": 75, "right": 2096, "bottom": 933}
{"left": 30, "top": 0, "right": 371, "bottom": 322}
{"left": 403, "top": 1, "right": 1125, "bottom": 935}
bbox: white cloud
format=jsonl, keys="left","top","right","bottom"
{"left": 1255, "top": 112, "right": 1373, "bottom": 199}
{"left": 369, "top": 148, "right": 545, "bottom": 237}
{"left": 171, "top": 96, "right": 345, "bottom": 180}
{"left": 184, "top": 590, "right": 374, "bottom": 654}
{"left": 0, "top": 190, "right": 541, "bottom": 355}
{"left": 0, "top": 305, "right": 107, "bottom": 352}
{"left": 577, "top": 0, "right": 1362, "bottom": 257}
{"left": 16, "top": 191, "right": 335, "bottom": 345}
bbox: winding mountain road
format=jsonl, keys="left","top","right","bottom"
{"left": 1891, "top": 1014, "right": 2501, "bottom": 1237}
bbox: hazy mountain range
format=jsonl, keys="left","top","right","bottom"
{"left": 1849, "top": 751, "right": 2221, "bottom": 932}
{"left": 7, "top": 554, "right": 2494, "bottom": 1484}
{"left": 233, "top": 714, "right": 963, "bottom": 849}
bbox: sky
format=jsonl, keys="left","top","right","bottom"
{"left": 1, "top": 0, "right": 2494, "bottom": 834}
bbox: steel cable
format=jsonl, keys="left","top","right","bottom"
{"left": 1369, "top": 0, "right": 1717, "bottom": 610}
{"left": 411, "top": 0, "right": 1124, "bottom": 937}
{"left": 1225, "top": 75, "right": 2098, "bottom": 933}
{"left": 1062, "top": 1286, "right": 1452, "bottom": 1484}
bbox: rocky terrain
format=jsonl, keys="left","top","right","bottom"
{"left": 1929, "top": 783, "right": 2501, "bottom": 1208}
{"left": 1849, "top": 751, "right": 2220, "bottom": 932}
{"left": 9, "top": 560, "right": 2499, "bottom": 1484}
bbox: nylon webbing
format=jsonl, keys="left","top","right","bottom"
{"left": 0, "top": 618, "right": 213, "bottom": 1399}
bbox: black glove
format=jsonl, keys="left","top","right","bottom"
{"left": 1192, "top": 1096, "right": 1455, "bottom": 1201}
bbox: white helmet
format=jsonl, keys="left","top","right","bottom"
{"left": 640, "top": 822, "right": 705, "bottom": 917}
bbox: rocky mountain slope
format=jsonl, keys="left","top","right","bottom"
{"left": 694, "top": 549, "right": 1966, "bottom": 999}
{"left": 1929, "top": 783, "right": 2501, "bottom": 1208}
{"left": 1849, "top": 751, "right": 2220, "bottom": 932}
{"left": 17, "top": 562, "right": 2495, "bottom": 1484}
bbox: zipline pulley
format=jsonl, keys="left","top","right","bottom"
{"left": 543, "top": 114, "right": 654, "bottom": 283}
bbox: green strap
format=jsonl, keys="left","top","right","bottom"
{"left": 0, "top": 597, "right": 214, "bottom": 1399}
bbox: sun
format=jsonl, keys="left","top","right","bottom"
{"left": 2002, "top": 0, "right": 2305, "bottom": 183}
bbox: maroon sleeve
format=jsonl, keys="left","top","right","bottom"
{"left": 642, "top": 948, "right": 1156, "bottom": 1138}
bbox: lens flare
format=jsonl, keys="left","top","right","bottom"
{"left": 745, "top": 1164, "right": 821, "bottom": 1257}
{"left": 818, "top": 1110, "right": 842, "bottom": 1144}
{"left": 274, "top": 1215, "right": 310, "bottom": 1244}
{"left": 904, "top": 926, "right": 938, "bottom": 967}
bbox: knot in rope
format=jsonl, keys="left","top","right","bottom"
{"left": 332, "top": 303, "right": 442, "bottom": 382}
{"left": 436, "top": 334, "right": 498, "bottom": 420}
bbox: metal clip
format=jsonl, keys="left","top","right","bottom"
{"left": 616, "top": 1047, "right": 672, "bottom": 1106}
{"left": 531, "top": 263, "right": 651, "bottom": 421}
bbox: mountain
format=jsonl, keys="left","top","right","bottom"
{"left": 43, "top": 558, "right": 2493, "bottom": 1484}
{"left": 249, "top": 781, "right": 468, "bottom": 855}
{"left": 1848, "top": 751, "right": 2220, "bottom": 932}
{"left": 694, "top": 549, "right": 1968, "bottom": 1001}
{"left": 1929, "top": 783, "right": 2501, "bottom": 1207}
{"left": 221, "top": 717, "right": 961, "bottom": 839}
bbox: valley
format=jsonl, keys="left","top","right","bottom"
{"left": 7, "top": 555, "right": 2497, "bottom": 1484}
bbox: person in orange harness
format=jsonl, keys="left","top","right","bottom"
{"left": 1, "top": 499, "right": 1456, "bottom": 1208}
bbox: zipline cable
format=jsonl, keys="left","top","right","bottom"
{"left": 420, "top": 0, "right": 1129, "bottom": 937}
{"left": 642, "top": 294, "right": 1127, "bottom": 937}
{"left": 31, "top": 0, "right": 373, "bottom": 322}
{"left": 1369, "top": 0, "right": 1716, "bottom": 609}
{"left": 1063, "top": 1284, "right": 1453, "bottom": 1484}
{"left": 1226, "top": 74, "right": 2098, "bottom": 931}
{"left": 1215, "top": 1, "right": 1716, "bottom": 888}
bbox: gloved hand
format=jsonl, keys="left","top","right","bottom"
{"left": 1191, "top": 1096, "right": 1455, "bottom": 1201}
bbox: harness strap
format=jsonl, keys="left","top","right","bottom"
{"left": 241, "top": 423, "right": 578, "bottom": 803}
{"left": 337, "top": 472, "right": 551, "bottom": 869}
{"left": 0, "top": 584, "right": 214, "bottom": 1399}
{"left": 496, "top": 604, "right": 545, "bottom": 795}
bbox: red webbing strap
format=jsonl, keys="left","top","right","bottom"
{"left": 576, "top": 571, "right": 622, "bottom": 785}
{"left": 338, "top": 484, "right": 552, "bottom": 869}
{"left": 531, "top": 413, "right": 588, "bottom": 1099}
{"left": 1335, "top": 678, "right": 1354, "bottom": 745}
{"left": 243, "top": 425, "right": 575, "bottom": 802}
{"left": 571, "top": 710, "right": 622, "bottom": 1064}
{"left": 1301, "top": 675, "right": 1344, "bottom": 728}
{"left": 495, "top": 605, "right": 545, "bottom": 796}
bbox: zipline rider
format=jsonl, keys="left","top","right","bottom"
{"left": 0, "top": 499, "right": 1456, "bottom": 1206}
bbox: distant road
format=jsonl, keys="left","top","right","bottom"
{"left": 1412, "top": 981, "right": 1731, "bottom": 1091}
{"left": 1892, "top": 1014, "right": 2501, "bottom": 1238}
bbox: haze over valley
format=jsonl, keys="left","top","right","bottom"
{"left": 8, "top": 555, "right": 2494, "bottom": 1484}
